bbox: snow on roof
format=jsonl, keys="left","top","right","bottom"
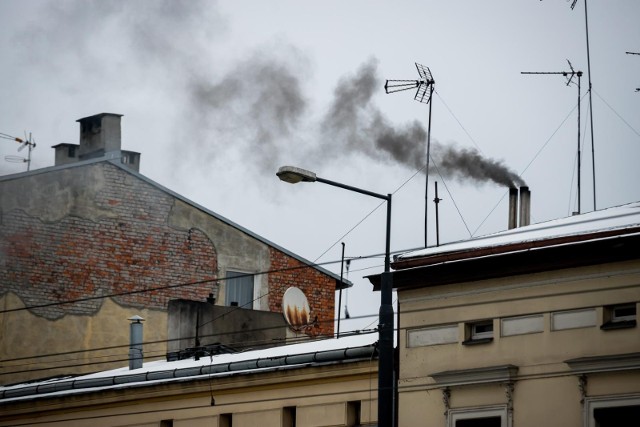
{"left": 397, "top": 202, "right": 640, "bottom": 261}
{"left": 86, "top": 332, "right": 377, "bottom": 379}
{"left": 0, "top": 333, "right": 378, "bottom": 402}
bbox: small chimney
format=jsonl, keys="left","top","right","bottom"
{"left": 519, "top": 186, "right": 531, "bottom": 227}
{"left": 128, "top": 315, "right": 145, "bottom": 370}
{"left": 508, "top": 187, "right": 518, "bottom": 229}
{"left": 50, "top": 113, "right": 142, "bottom": 172}
{"left": 77, "top": 113, "right": 123, "bottom": 160}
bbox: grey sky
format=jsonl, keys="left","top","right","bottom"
{"left": 1, "top": 1, "right": 639, "bottom": 332}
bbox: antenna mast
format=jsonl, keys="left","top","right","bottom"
{"left": 571, "top": 0, "right": 597, "bottom": 210}
{"left": 385, "top": 63, "right": 435, "bottom": 248}
{"left": 522, "top": 61, "right": 583, "bottom": 214}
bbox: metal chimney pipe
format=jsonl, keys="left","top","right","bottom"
{"left": 519, "top": 186, "right": 531, "bottom": 227}
{"left": 128, "top": 315, "right": 145, "bottom": 370}
{"left": 508, "top": 187, "right": 518, "bottom": 229}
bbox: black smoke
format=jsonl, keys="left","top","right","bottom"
{"left": 320, "top": 58, "right": 525, "bottom": 188}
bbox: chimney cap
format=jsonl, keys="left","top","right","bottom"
{"left": 76, "top": 112, "right": 123, "bottom": 123}
{"left": 128, "top": 315, "right": 145, "bottom": 322}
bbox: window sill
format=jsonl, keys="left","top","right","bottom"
{"left": 462, "top": 337, "right": 494, "bottom": 346}
{"left": 600, "top": 320, "right": 636, "bottom": 330}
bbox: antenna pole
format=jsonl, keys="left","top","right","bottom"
{"left": 433, "top": 181, "right": 442, "bottom": 247}
{"left": 425, "top": 84, "right": 434, "bottom": 248}
{"left": 521, "top": 65, "right": 583, "bottom": 213}
{"left": 385, "top": 63, "right": 435, "bottom": 249}
{"left": 337, "top": 242, "right": 345, "bottom": 339}
{"left": 583, "top": 0, "right": 597, "bottom": 210}
{"left": 577, "top": 72, "right": 582, "bottom": 214}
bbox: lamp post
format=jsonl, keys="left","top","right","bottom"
{"left": 277, "top": 166, "right": 394, "bottom": 427}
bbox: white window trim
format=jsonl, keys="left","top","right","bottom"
{"left": 611, "top": 304, "right": 636, "bottom": 322}
{"left": 471, "top": 321, "right": 494, "bottom": 340}
{"left": 448, "top": 405, "right": 510, "bottom": 427}
{"left": 584, "top": 393, "right": 640, "bottom": 427}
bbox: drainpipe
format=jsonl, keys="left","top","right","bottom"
{"left": 128, "top": 315, "right": 145, "bottom": 370}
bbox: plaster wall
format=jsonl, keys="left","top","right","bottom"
{"left": 397, "top": 260, "right": 640, "bottom": 426}
{"left": 0, "top": 293, "right": 167, "bottom": 385}
{"left": 0, "top": 361, "right": 378, "bottom": 427}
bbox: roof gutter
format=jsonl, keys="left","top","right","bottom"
{"left": 1, "top": 344, "right": 377, "bottom": 401}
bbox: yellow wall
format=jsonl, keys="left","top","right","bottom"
{"left": 0, "top": 292, "right": 167, "bottom": 385}
{"left": 397, "top": 260, "right": 640, "bottom": 427}
{"left": 0, "top": 362, "right": 379, "bottom": 427}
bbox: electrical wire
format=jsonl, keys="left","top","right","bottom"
{"left": 592, "top": 89, "right": 640, "bottom": 139}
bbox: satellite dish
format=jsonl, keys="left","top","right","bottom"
{"left": 282, "top": 287, "right": 310, "bottom": 330}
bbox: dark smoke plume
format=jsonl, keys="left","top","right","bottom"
{"left": 321, "top": 58, "right": 525, "bottom": 188}
{"left": 188, "top": 49, "right": 308, "bottom": 172}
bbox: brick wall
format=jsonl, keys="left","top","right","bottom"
{"left": 268, "top": 247, "right": 335, "bottom": 337}
{"left": 0, "top": 163, "right": 217, "bottom": 319}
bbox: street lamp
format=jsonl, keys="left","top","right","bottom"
{"left": 277, "top": 165, "right": 395, "bottom": 427}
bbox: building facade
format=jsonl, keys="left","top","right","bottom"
{"left": 379, "top": 202, "right": 640, "bottom": 427}
{"left": 0, "top": 113, "right": 345, "bottom": 385}
{"left": 0, "top": 334, "right": 379, "bottom": 427}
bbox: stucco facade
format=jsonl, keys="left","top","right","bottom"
{"left": 384, "top": 204, "right": 640, "bottom": 427}
{"left": 0, "top": 336, "right": 379, "bottom": 427}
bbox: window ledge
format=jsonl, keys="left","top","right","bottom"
{"left": 462, "top": 337, "right": 494, "bottom": 346}
{"left": 600, "top": 320, "right": 636, "bottom": 330}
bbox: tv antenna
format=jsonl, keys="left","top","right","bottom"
{"left": 385, "top": 62, "right": 435, "bottom": 247}
{"left": 522, "top": 60, "right": 585, "bottom": 214}
{"left": 1, "top": 131, "right": 36, "bottom": 171}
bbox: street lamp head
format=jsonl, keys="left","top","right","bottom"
{"left": 276, "top": 166, "right": 317, "bottom": 184}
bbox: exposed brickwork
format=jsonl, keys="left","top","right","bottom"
{"left": 0, "top": 163, "right": 217, "bottom": 319}
{"left": 268, "top": 247, "right": 335, "bottom": 337}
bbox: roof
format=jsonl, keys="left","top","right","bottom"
{"left": 0, "top": 155, "right": 351, "bottom": 290}
{"left": 0, "top": 333, "right": 377, "bottom": 403}
{"left": 368, "top": 202, "right": 640, "bottom": 290}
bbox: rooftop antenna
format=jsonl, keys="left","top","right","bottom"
{"left": 1, "top": 131, "right": 36, "bottom": 171}
{"left": 385, "top": 62, "right": 435, "bottom": 247}
{"left": 522, "top": 60, "right": 584, "bottom": 214}
{"left": 571, "top": 0, "right": 597, "bottom": 211}
{"left": 626, "top": 52, "right": 640, "bottom": 92}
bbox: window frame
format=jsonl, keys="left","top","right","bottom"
{"left": 584, "top": 394, "right": 640, "bottom": 427}
{"left": 463, "top": 320, "right": 494, "bottom": 345}
{"left": 224, "top": 270, "right": 256, "bottom": 310}
{"left": 601, "top": 303, "right": 637, "bottom": 330}
{"left": 448, "top": 405, "right": 509, "bottom": 427}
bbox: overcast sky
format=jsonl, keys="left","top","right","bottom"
{"left": 1, "top": 1, "right": 639, "bottom": 333}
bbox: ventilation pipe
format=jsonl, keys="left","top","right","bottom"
{"left": 128, "top": 315, "right": 145, "bottom": 370}
{"left": 508, "top": 187, "right": 518, "bottom": 229}
{"left": 519, "top": 186, "right": 531, "bottom": 227}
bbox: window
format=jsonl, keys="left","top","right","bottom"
{"left": 225, "top": 271, "right": 255, "bottom": 309}
{"left": 160, "top": 421, "right": 173, "bottom": 427}
{"left": 347, "top": 401, "right": 361, "bottom": 426}
{"left": 219, "top": 413, "right": 233, "bottom": 427}
{"left": 585, "top": 395, "right": 640, "bottom": 427}
{"left": 283, "top": 406, "right": 296, "bottom": 427}
{"left": 601, "top": 303, "right": 637, "bottom": 330}
{"left": 463, "top": 320, "right": 494, "bottom": 345}
{"left": 448, "top": 407, "right": 506, "bottom": 427}
{"left": 456, "top": 417, "right": 501, "bottom": 427}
